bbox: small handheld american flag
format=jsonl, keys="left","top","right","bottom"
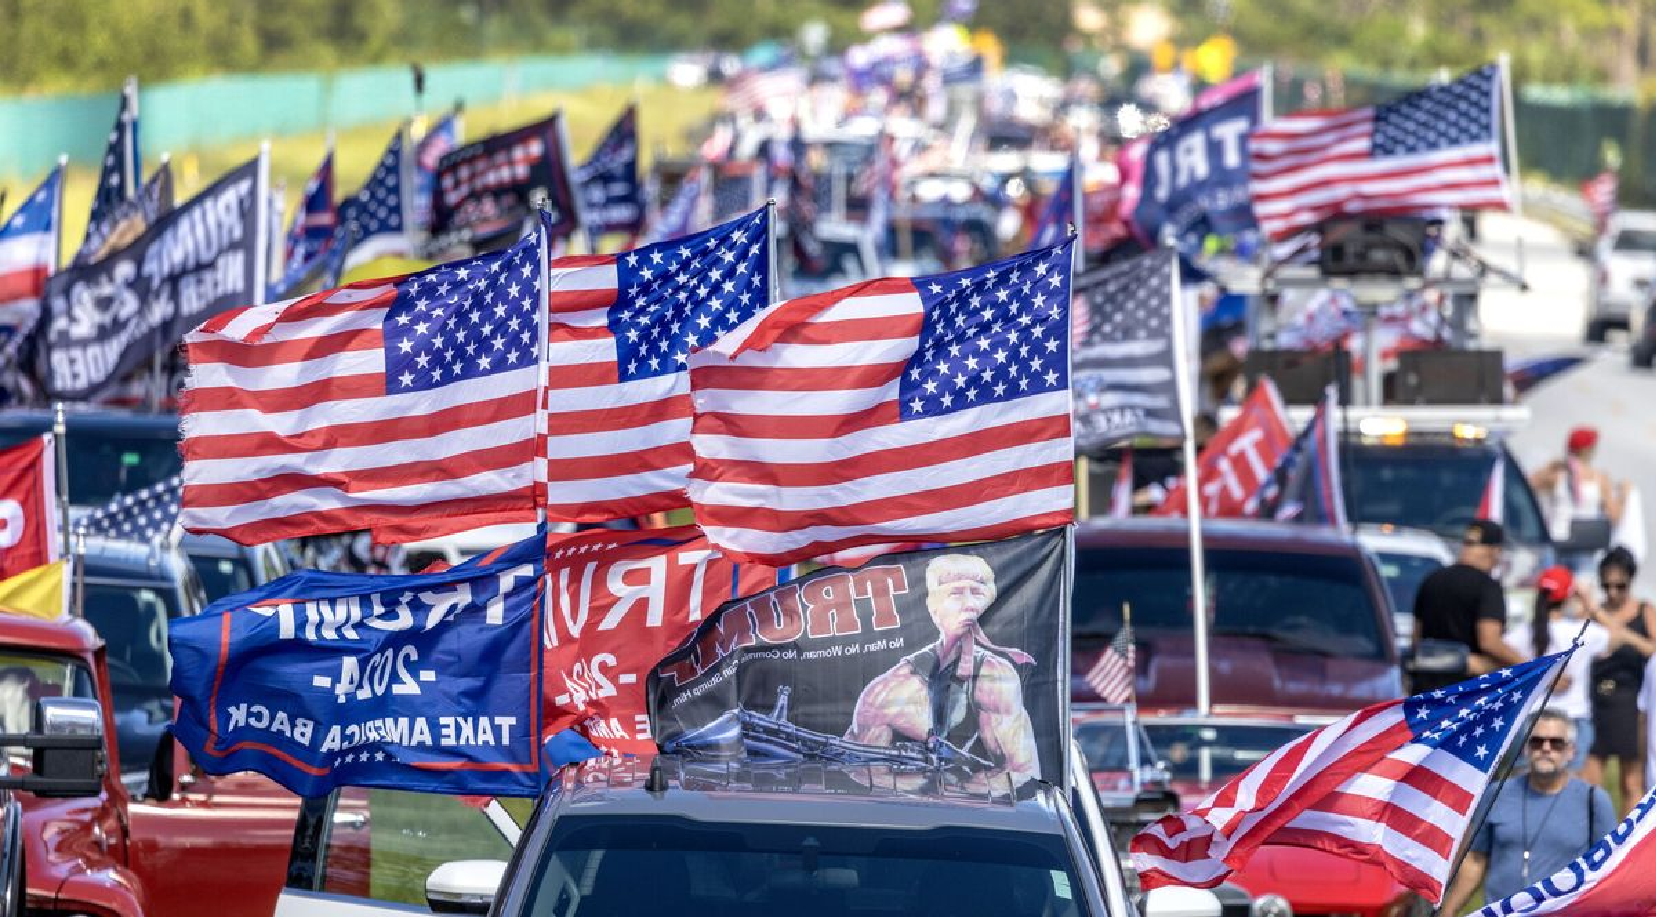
{"left": 1086, "top": 618, "right": 1136, "bottom": 705}
{"left": 76, "top": 475, "right": 182, "bottom": 543}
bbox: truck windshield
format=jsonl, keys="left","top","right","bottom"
{"left": 0, "top": 651, "right": 97, "bottom": 770}
{"left": 518, "top": 817, "right": 1092, "bottom": 917}
{"left": 1073, "top": 547, "right": 1385, "bottom": 660}
{"left": 1345, "top": 444, "right": 1546, "bottom": 543}
{"left": 81, "top": 582, "right": 178, "bottom": 773}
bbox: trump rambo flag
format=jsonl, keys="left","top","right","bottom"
{"left": 1132, "top": 652, "right": 1574, "bottom": 904}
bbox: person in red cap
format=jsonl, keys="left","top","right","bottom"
{"left": 1528, "top": 425, "right": 1629, "bottom": 542}
{"left": 1503, "top": 564, "right": 1650, "bottom": 775}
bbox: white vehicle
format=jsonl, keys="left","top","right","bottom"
{"left": 401, "top": 522, "right": 548, "bottom": 572}
{"left": 1355, "top": 524, "right": 1454, "bottom": 655}
{"left": 1588, "top": 210, "right": 1656, "bottom": 342}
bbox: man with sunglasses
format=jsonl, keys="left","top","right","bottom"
{"left": 1442, "top": 710, "right": 1615, "bottom": 915}
{"left": 1413, "top": 519, "right": 1527, "bottom": 691}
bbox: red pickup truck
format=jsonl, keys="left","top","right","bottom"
{"left": 0, "top": 612, "right": 304, "bottom": 917}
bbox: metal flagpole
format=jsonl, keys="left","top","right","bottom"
{"left": 1497, "top": 52, "right": 1523, "bottom": 218}
{"left": 1123, "top": 601, "right": 1141, "bottom": 794}
{"left": 1059, "top": 230, "right": 1081, "bottom": 790}
{"left": 765, "top": 199, "right": 780, "bottom": 305}
{"left": 1070, "top": 149, "right": 1085, "bottom": 277}
{"left": 123, "top": 77, "right": 139, "bottom": 199}
{"left": 1166, "top": 245, "right": 1212, "bottom": 715}
{"left": 51, "top": 405, "right": 70, "bottom": 560}
{"left": 1433, "top": 627, "right": 1586, "bottom": 917}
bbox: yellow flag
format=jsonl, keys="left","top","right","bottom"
{"left": 0, "top": 561, "right": 68, "bottom": 621}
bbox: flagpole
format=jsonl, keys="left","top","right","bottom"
{"left": 765, "top": 198, "right": 780, "bottom": 305}
{"left": 533, "top": 206, "right": 552, "bottom": 532}
{"left": 1434, "top": 628, "right": 1586, "bottom": 916}
{"left": 123, "top": 77, "right": 139, "bottom": 200}
{"left": 51, "top": 405, "right": 70, "bottom": 562}
{"left": 53, "top": 154, "right": 66, "bottom": 274}
{"left": 1166, "top": 242, "right": 1212, "bottom": 715}
{"left": 1076, "top": 455, "right": 1091, "bottom": 519}
{"left": 1123, "top": 601, "right": 1141, "bottom": 793}
{"left": 1497, "top": 52, "right": 1522, "bottom": 218}
{"left": 1070, "top": 149, "right": 1085, "bottom": 276}
{"left": 1060, "top": 230, "right": 1081, "bottom": 790}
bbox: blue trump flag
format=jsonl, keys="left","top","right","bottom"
{"left": 169, "top": 531, "right": 546, "bottom": 798}
{"left": 1130, "top": 76, "right": 1261, "bottom": 252}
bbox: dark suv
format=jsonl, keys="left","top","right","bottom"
{"left": 0, "top": 409, "right": 180, "bottom": 509}
{"left": 1073, "top": 518, "right": 1402, "bottom": 713}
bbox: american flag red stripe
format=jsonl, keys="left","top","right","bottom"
{"left": 180, "top": 228, "right": 547, "bottom": 545}
{"left": 687, "top": 244, "right": 1077, "bottom": 566}
{"left": 539, "top": 210, "right": 771, "bottom": 522}
{"left": 1132, "top": 652, "right": 1571, "bottom": 904}
{"left": 1582, "top": 170, "right": 1618, "bottom": 233}
{"left": 1249, "top": 66, "right": 1511, "bottom": 241}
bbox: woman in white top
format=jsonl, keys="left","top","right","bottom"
{"left": 1504, "top": 566, "right": 1647, "bottom": 775}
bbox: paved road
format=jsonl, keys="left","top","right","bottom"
{"left": 1476, "top": 211, "right": 1656, "bottom": 595}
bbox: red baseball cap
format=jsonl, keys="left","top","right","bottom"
{"left": 1537, "top": 566, "right": 1574, "bottom": 604}
{"left": 1567, "top": 427, "right": 1599, "bottom": 453}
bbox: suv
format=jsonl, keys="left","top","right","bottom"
{"left": 273, "top": 753, "right": 1220, "bottom": 917}
{"left": 180, "top": 532, "right": 290, "bottom": 602}
{"left": 0, "top": 410, "right": 179, "bottom": 510}
{"left": 1342, "top": 425, "right": 1554, "bottom": 602}
{"left": 1588, "top": 210, "right": 1656, "bottom": 342}
{"left": 1072, "top": 518, "right": 1401, "bottom": 713}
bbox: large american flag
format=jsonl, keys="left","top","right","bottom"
{"left": 540, "top": 208, "right": 771, "bottom": 522}
{"left": 1086, "top": 623, "right": 1136, "bottom": 704}
{"left": 1249, "top": 65, "right": 1510, "bottom": 240}
{"left": 1132, "top": 651, "right": 1574, "bottom": 903}
{"left": 179, "top": 219, "right": 548, "bottom": 545}
{"left": 685, "top": 240, "right": 1077, "bottom": 566}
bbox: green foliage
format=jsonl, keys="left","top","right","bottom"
{"left": 1167, "top": 0, "right": 1653, "bottom": 89}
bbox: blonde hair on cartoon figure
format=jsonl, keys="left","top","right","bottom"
{"left": 924, "top": 554, "right": 998, "bottom": 604}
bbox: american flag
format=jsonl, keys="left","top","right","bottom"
{"left": 1249, "top": 65, "right": 1510, "bottom": 240}
{"left": 1476, "top": 456, "right": 1504, "bottom": 522}
{"left": 76, "top": 475, "right": 181, "bottom": 543}
{"left": 1030, "top": 159, "right": 1076, "bottom": 250}
{"left": 1132, "top": 650, "right": 1574, "bottom": 903}
{"left": 541, "top": 208, "right": 771, "bottom": 522}
{"left": 1086, "top": 623, "right": 1136, "bottom": 703}
{"left": 76, "top": 158, "right": 173, "bottom": 268}
{"left": 1071, "top": 249, "right": 1184, "bottom": 450}
{"left": 79, "top": 79, "right": 140, "bottom": 261}
{"left": 179, "top": 218, "right": 549, "bottom": 545}
{"left": 0, "top": 165, "right": 62, "bottom": 343}
{"left": 413, "top": 110, "right": 462, "bottom": 232}
{"left": 642, "top": 166, "right": 706, "bottom": 246}
{"left": 723, "top": 67, "right": 806, "bottom": 116}
{"left": 685, "top": 240, "right": 1076, "bottom": 567}
{"left": 281, "top": 150, "right": 337, "bottom": 280}
{"left": 338, "top": 128, "right": 412, "bottom": 271}
{"left": 1581, "top": 170, "right": 1617, "bottom": 234}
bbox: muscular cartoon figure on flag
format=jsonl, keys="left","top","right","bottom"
{"left": 845, "top": 553, "right": 1041, "bottom": 794}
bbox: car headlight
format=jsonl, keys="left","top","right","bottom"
{"left": 1251, "top": 893, "right": 1294, "bottom": 917}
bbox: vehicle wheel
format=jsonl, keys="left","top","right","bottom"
{"left": 1585, "top": 319, "right": 1608, "bottom": 343}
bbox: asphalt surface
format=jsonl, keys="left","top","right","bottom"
{"left": 1475, "top": 210, "right": 1656, "bottom": 595}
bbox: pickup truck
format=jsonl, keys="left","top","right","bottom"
{"left": 0, "top": 612, "right": 307, "bottom": 917}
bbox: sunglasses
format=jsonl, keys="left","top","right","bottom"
{"left": 1603, "top": 581, "right": 1631, "bottom": 592}
{"left": 1527, "top": 736, "right": 1571, "bottom": 751}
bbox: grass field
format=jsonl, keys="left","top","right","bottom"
{"left": 3, "top": 81, "right": 718, "bottom": 281}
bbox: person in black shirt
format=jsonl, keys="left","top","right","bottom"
{"left": 1412, "top": 519, "right": 1526, "bottom": 689}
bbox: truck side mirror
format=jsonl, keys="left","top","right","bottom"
{"left": 426, "top": 860, "right": 507, "bottom": 915}
{"left": 1145, "top": 885, "right": 1224, "bottom": 917}
{"left": 0, "top": 697, "right": 106, "bottom": 798}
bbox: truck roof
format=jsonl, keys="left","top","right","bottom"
{"left": 1076, "top": 516, "right": 1362, "bottom": 556}
{"left": 0, "top": 613, "right": 101, "bottom": 657}
{"left": 546, "top": 756, "right": 1068, "bottom": 836}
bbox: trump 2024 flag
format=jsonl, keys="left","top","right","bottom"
{"left": 1473, "top": 785, "right": 1654, "bottom": 917}
{"left": 686, "top": 240, "right": 1077, "bottom": 566}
